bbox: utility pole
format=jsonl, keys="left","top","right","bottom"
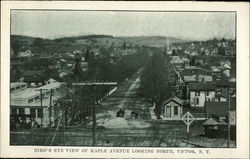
{"left": 92, "top": 85, "right": 96, "bottom": 146}
{"left": 63, "top": 100, "right": 65, "bottom": 145}
{"left": 49, "top": 89, "right": 53, "bottom": 126}
{"left": 64, "top": 82, "right": 117, "bottom": 146}
{"left": 227, "top": 90, "right": 231, "bottom": 148}
{"left": 40, "top": 89, "right": 43, "bottom": 126}
{"left": 35, "top": 88, "right": 50, "bottom": 126}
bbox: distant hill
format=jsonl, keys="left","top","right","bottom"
{"left": 10, "top": 34, "right": 187, "bottom": 56}
{"left": 120, "top": 36, "right": 186, "bottom": 48}
{"left": 11, "top": 34, "right": 186, "bottom": 48}
{"left": 54, "top": 35, "right": 114, "bottom": 41}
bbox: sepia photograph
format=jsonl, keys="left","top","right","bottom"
{"left": 1, "top": 1, "right": 249, "bottom": 158}
{"left": 9, "top": 10, "right": 237, "bottom": 148}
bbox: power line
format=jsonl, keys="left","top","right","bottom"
{"left": 60, "top": 81, "right": 117, "bottom": 146}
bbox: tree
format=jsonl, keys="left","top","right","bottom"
{"left": 73, "top": 53, "right": 82, "bottom": 81}
{"left": 33, "top": 38, "right": 44, "bottom": 46}
{"left": 140, "top": 52, "right": 171, "bottom": 115}
{"left": 172, "top": 49, "right": 177, "bottom": 56}
{"left": 11, "top": 40, "right": 21, "bottom": 56}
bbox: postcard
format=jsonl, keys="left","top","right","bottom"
{"left": 1, "top": 1, "right": 249, "bottom": 158}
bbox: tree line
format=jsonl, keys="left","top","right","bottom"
{"left": 139, "top": 50, "right": 173, "bottom": 118}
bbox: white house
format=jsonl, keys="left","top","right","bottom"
{"left": 222, "top": 68, "right": 231, "bottom": 77}
{"left": 188, "top": 83, "right": 216, "bottom": 108}
{"left": 18, "top": 50, "right": 33, "bottom": 57}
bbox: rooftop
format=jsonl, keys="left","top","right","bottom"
{"left": 11, "top": 82, "right": 61, "bottom": 100}
{"left": 189, "top": 83, "right": 217, "bottom": 91}
{"left": 22, "top": 70, "right": 43, "bottom": 77}
{"left": 205, "top": 101, "right": 236, "bottom": 117}
{"left": 181, "top": 68, "right": 211, "bottom": 76}
{"left": 11, "top": 82, "right": 26, "bottom": 88}
{"left": 162, "top": 96, "right": 184, "bottom": 106}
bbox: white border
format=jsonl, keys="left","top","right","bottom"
{"left": 1, "top": 1, "right": 249, "bottom": 158}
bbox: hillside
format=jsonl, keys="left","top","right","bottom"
{"left": 121, "top": 36, "right": 186, "bottom": 48}
{"left": 10, "top": 34, "right": 187, "bottom": 55}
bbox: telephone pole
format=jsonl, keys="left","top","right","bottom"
{"left": 227, "top": 90, "right": 231, "bottom": 148}
{"left": 65, "top": 81, "right": 117, "bottom": 146}
{"left": 40, "top": 89, "right": 43, "bottom": 126}
{"left": 35, "top": 88, "right": 51, "bottom": 126}
{"left": 92, "top": 85, "right": 96, "bottom": 146}
{"left": 49, "top": 89, "right": 53, "bottom": 125}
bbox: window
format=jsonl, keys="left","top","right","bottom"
{"left": 37, "top": 108, "right": 43, "bottom": 118}
{"left": 30, "top": 108, "right": 36, "bottom": 117}
{"left": 19, "top": 108, "right": 24, "bottom": 115}
{"left": 34, "top": 96, "right": 40, "bottom": 101}
{"left": 195, "top": 91, "right": 200, "bottom": 96}
{"left": 196, "top": 98, "right": 199, "bottom": 105}
{"left": 174, "top": 106, "right": 178, "bottom": 115}
{"left": 206, "top": 91, "right": 210, "bottom": 96}
{"left": 28, "top": 98, "right": 33, "bottom": 103}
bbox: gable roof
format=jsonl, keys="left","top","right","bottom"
{"left": 203, "top": 118, "right": 220, "bottom": 126}
{"left": 181, "top": 68, "right": 210, "bottom": 76}
{"left": 189, "top": 83, "right": 217, "bottom": 91}
{"left": 205, "top": 101, "right": 236, "bottom": 117}
{"left": 203, "top": 118, "right": 227, "bottom": 126}
{"left": 215, "top": 80, "right": 236, "bottom": 88}
{"left": 162, "top": 96, "right": 184, "bottom": 106}
{"left": 22, "top": 70, "right": 43, "bottom": 77}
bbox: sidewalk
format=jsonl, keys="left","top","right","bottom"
{"left": 149, "top": 106, "right": 157, "bottom": 120}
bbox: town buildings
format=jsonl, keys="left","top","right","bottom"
{"left": 10, "top": 81, "right": 62, "bottom": 128}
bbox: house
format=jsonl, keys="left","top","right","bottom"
{"left": 214, "top": 79, "right": 236, "bottom": 101}
{"left": 228, "top": 76, "right": 236, "bottom": 83}
{"left": 160, "top": 96, "right": 184, "bottom": 120}
{"left": 58, "top": 67, "right": 72, "bottom": 78}
{"left": 211, "top": 66, "right": 221, "bottom": 77}
{"left": 221, "top": 68, "right": 231, "bottom": 78}
{"left": 170, "top": 56, "right": 190, "bottom": 65}
{"left": 20, "top": 70, "right": 47, "bottom": 87}
{"left": 18, "top": 49, "right": 33, "bottom": 57}
{"left": 187, "top": 83, "right": 217, "bottom": 108}
{"left": 180, "top": 68, "right": 213, "bottom": 83}
{"left": 190, "top": 51, "right": 198, "bottom": 56}
{"left": 203, "top": 110, "right": 236, "bottom": 140}
{"left": 220, "top": 60, "right": 231, "bottom": 69}
{"left": 45, "top": 78, "right": 58, "bottom": 85}
{"left": 202, "top": 117, "right": 227, "bottom": 138}
{"left": 10, "top": 82, "right": 62, "bottom": 128}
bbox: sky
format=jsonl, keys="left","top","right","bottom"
{"left": 11, "top": 10, "right": 235, "bottom": 40}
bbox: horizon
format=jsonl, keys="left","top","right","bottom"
{"left": 10, "top": 33, "right": 235, "bottom": 41}
{"left": 11, "top": 11, "right": 235, "bottom": 41}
